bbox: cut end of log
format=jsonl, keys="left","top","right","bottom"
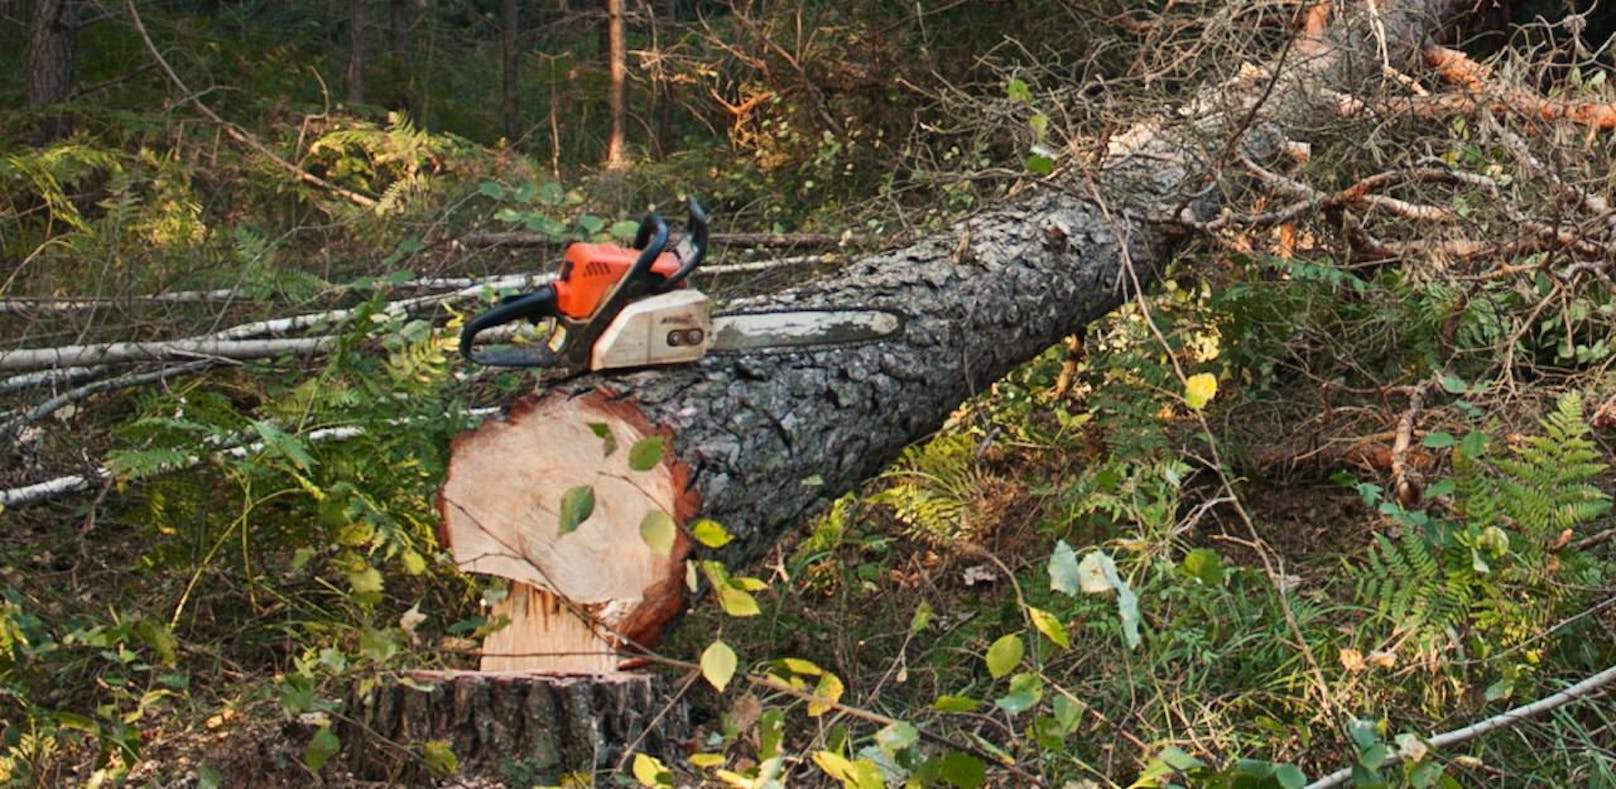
{"left": 438, "top": 389, "right": 696, "bottom": 670}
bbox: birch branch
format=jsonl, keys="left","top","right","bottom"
{"left": 1, "top": 360, "right": 219, "bottom": 445}
{"left": 0, "top": 337, "right": 335, "bottom": 372}
{"left": 1305, "top": 662, "right": 1616, "bottom": 788}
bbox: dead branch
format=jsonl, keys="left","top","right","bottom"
{"left": 1389, "top": 379, "right": 1433, "bottom": 507}
{"left": 1305, "top": 662, "right": 1616, "bottom": 789}
{"left": 0, "top": 360, "right": 219, "bottom": 446}
{"left": 124, "top": 1, "right": 379, "bottom": 208}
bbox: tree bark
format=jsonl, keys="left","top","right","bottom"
{"left": 25, "top": 0, "right": 77, "bottom": 139}
{"left": 502, "top": 0, "right": 520, "bottom": 142}
{"left": 604, "top": 0, "right": 627, "bottom": 167}
{"left": 342, "top": 670, "right": 690, "bottom": 785}
{"left": 346, "top": 0, "right": 365, "bottom": 105}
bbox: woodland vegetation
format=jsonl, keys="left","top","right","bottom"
{"left": 4, "top": 0, "right": 1616, "bottom": 787}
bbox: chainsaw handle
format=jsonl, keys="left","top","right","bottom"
{"left": 625, "top": 213, "right": 671, "bottom": 290}
{"left": 458, "top": 287, "right": 565, "bottom": 367}
{"left": 655, "top": 198, "right": 708, "bottom": 294}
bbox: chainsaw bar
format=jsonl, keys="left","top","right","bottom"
{"left": 708, "top": 309, "right": 905, "bottom": 354}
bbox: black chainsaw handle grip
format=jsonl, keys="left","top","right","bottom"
{"left": 656, "top": 198, "right": 708, "bottom": 294}
{"left": 625, "top": 213, "right": 671, "bottom": 290}
{"left": 458, "top": 287, "right": 564, "bottom": 367}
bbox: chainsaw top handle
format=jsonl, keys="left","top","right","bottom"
{"left": 655, "top": 198, "right": 708, "bottom": 293}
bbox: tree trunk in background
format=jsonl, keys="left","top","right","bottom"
{"left": 388, "top": 0, "right": 408, "bottom": 67}
{"left": 25, "top": 0, "right": 77, "bottom": 140}
{"left": 346, "top": 0, "right": 365, "bottom": 105}
{"left": 502, "top": 0, "right": 519, "bottom": 142}
{"left": 604, "top": 0, "right": 627, "bottom": 167}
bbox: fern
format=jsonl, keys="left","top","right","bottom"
{"left": 1352, "top": 393, "right": 1611, "bottom": 655}
{"left": 871, "top": 433, "right": 999, "bottom": 545}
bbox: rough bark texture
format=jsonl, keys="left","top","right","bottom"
{"left": 25, "top": 0, "right": 76, "bottom": 139}
{"left": 343, "top": 670, "right": 689, "bottom": 785}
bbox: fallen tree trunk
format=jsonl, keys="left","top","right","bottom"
{"left": 436, "top": 0, "right": 1471, "bottom": 663}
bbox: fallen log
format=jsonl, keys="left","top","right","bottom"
{"left": 414, "top": 0, "right": 1469, "bottom": 777}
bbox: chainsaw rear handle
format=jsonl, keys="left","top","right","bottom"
{"left": 458, "top": 287, "right": 566, "bottom": 367}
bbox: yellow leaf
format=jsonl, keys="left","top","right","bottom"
{"left": 808, "top": 672, "right": 844, "bottom": 717}
{"left": 702, "top": 640, "right": 738, "bottom": 692}
{"left": 1184, "top": 373, "right": 1218, "bottom": 410}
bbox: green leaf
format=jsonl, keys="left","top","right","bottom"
{"left": 716, "top": 585, "right": 761, "bottom": 617}
{"left": 910, "top": 600, "right": 933, "bottom": 633}
{"left": 422, "top": 740, "right": 459, "bottom": 779}
{"left": 359, "top": 626, "right": 401, "bottom": 664}
{"left": 928, "top": 750, "right": 986, "bottom": 789}
{"left": 197, "top": 765, "right": 223, "bottom": 789}
{"left": 875, "top": 721, "right": 919, "bottom": 755}
{"left": 1007, "top": 78, "right": 1032, "bottom": 102}
{"left": 478, "top": 181, "right": 505, "bottom": 199}
{"left": 1080, "top": 550, "right": 1141, "bottom": 648}
{"left": 1048, "top": 540, "right": 1081, "bottom": 595}
{"left": 1275, "top": 763, "right": 1308, "bottom": 789}
{"left": 639, "top": 511, "right": 678, "bottom": 557}
{"left": 610, "top": 219, "right": 642, "bottom": 240}
{"left": 995, "top": 672, "right": 1043, "bottom": 715}
{"left": 1182, "top": 548, "right": 1225, "bottom": 585}
{"left": 1459, "top": 430, "right": 1489, "bottom": 458}
{"left": 984, "top": 633, "right": 1024, "bottom": 679}
{"left": 578, "top": 213, "right": 606, "bottom": 235}
{"left": 628, "top": 436, "right": 666, "bottom": 471}
{"left": 1052, "top": 695, "right": 1084, "bottom": 733}
{"left": 1439, "top": 374, "right": 1468, "bottom": 394}
{"left": 701, "top": 640, "right": 738, "bottom": 692}
{"left": 932, "top": 695, "right": 979, "bottom": 713}
{"left": 253, "top": 420, "right": 314, "bottom": 471}
{"left": 1024, "top": 154, "right": 1055, "bottom": 176}
{"left": 558, "top": 486, "right": 595, "bottom": 534}
{"left": 587, "top": 422, "right": 617, "bottom": 456}
{"left": 304, "top": 727, "right": 340, "bottom": 773}
{"left": 690, "top": 519, "right": 733, "bottom": 548}
{"left": 1027, "top": 606, "right": 1069, "bottom": 648}
{"left": 1421, "top": 431, "right": 1457, "bottom": 449}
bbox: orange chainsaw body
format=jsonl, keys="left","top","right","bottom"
{"left": 555, "top": 243, "right": 684, "bottom": 319}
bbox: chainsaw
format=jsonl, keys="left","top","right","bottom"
{"left": 459, "top": 199, "right": 903, "bottom": 370}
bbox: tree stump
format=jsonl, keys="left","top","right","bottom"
{"left": 342, "top": 670, "right": 690, "bottom": 785}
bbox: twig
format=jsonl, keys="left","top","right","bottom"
{"left": 0, "top": 366, "right": 106, "bottom": 395}
{"left": 1304, "top": 662, "right": 1616, "bottom": 789}
{"left": 1389, "top": 379, "right": 1433, "bottom": 507}
{"left": 0, "top": 360, "right": 219, "bottom": 445}
{"left": 124, "top": 1, "right": 378, "bottom": 208}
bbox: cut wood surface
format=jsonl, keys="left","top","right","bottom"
{"left": 438, "top": 392, "right": 694, "bottom": 669}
